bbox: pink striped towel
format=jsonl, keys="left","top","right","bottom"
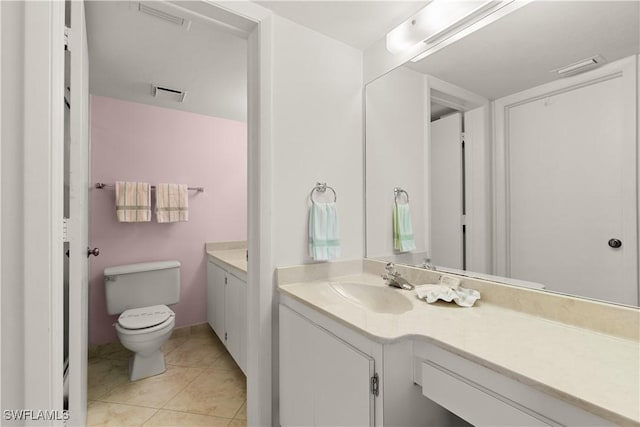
{"left": 156, "top": 183, "right": 189, "bottom": 223}
{"left": 115, "top": 181, "right": 151, "bottom": 222}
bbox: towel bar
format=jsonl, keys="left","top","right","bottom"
{"left": 95, "top": 182, "right": 204, "bottom": 192}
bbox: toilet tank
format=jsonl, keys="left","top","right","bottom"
{"left": 104, "top": 260, "right": 180, "bottom": 315}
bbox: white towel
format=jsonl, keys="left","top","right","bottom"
{"left": 156, "top": 183, "right": 189, "bottom": 223}
{"left": 393, "top": 203, "right": 416, "bottom": 252}
{"left": 115, "top": 181, "right": 151, "bottom": 222}
{"left": 309, "top": 202, "right": 340, "bottom": 261}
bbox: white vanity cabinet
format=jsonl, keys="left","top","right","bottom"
{"left": 279, "top": 304, "right": 375, "bottom": 427}
{"left": 279, "top": 299, "right": 453, "bottom": 427}
{"left": 207, "top": 260, "right": 246, "bottom": 374}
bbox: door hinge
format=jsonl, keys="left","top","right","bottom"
{"left": 224, "top": 332, "right": 228, "bottom": 341}
{"left": 63, "top": 217, "right": 69, "bottom": 242}
{"left": 224, "top": 276, "right": 228, "bottom": 285}
{"left": 64, "top": 26, "right": 71, "bottom": 51}
{"left": 461, "top": 214, "right": 467, "bottom": 226}
{"left": 371, "top": 373, "right": 379, "bottom": 397}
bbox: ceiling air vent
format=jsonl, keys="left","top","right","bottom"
{"left": 152, "top": 84, "right": 187, "bottom": 103}
{"left": 553, "top": 55, "right": 606, "bottom": 78}
{"left": 136, "top": 2, "right": 191, "bottom": 30}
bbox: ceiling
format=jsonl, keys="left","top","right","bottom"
{"left": 255, "top": 1, "right": 428, "bottom": 49}
{"left": 86, "top": 1, "right": 247, "bottom": 121}
{"left": 406, "top": 1, "right": 640, "bottom": 100}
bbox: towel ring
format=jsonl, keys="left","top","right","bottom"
{"left": 394, "top": 187, "right": 409, "bottom": 204}
{"left": 310, "top": 182, "right": 337, "bottom": 203}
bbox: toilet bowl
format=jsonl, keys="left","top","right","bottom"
{"left": 104, "top": 260, "right": 181, "bottom": 381}
{"left": 115, "top": 304, "right": 175, "bottom": 381}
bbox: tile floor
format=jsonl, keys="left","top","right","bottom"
{"left": 87, "top": 324, "right": 246, "bottom": 427}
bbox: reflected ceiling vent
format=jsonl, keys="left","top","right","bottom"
{"left": 136, "top": 2, "right": 191, "bottom": 30}
{"left": 553, "top": 55, "right": 606, "bottom": 77}
{"left": 151, "top": 84, "right": 187, "bottom": 103}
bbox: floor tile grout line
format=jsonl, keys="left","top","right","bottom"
{"left": 160, "top": 364, "right": 209, "bottom": 411}
{"left": 139, "top": 408, "right": 160, "bottom": 427}
{"left": 230, "top": 399, "right": 246, "bottom": 420}
{"left": 89, "top": 398, "right": 167, "bottom": 411}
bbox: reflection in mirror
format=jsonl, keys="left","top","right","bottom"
{"left": 365, "top": 1, "right": 640, "bottom": 306}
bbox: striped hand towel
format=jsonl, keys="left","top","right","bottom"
{"left": 115, "top": 181, "right": 151, "bottom": 222}
{"left": 309, "top": 202, "right": 341, "bottom": 261}
{"left": 156, "top": 183, "right": 189, "bottom": 223}
{"left": 393, "top": 202, "right": 416, "bottom": 252}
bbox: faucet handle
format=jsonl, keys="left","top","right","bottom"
{"left": 385, "top": 262, "right": 395, "bottom": 273}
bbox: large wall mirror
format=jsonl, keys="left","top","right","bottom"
{"left": 365, "top": 1, "right": 640, "bottom": 307}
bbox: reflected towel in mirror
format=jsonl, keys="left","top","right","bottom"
{"left": 394, "top": 203, "right": 416, "bottom": 252}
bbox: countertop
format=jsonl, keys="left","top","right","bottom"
{"left": 278, "top": 268, "right": 640, "bottom": 426}
{"left": 205, "top": 241, "right": 247, "bottom": 279}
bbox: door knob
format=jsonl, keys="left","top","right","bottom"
{"left": 87, "top": 247, "right": 100, "bottom": 257}
{"left": 608, "top": 239, "right": 622, "bottom": 249}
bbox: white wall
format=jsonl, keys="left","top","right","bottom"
{"left": 365, "top": 66, "right": 426, "bottom": 258}
{"left": 271, "top": 16, "right": 364, "bottom": 267}
{"left": 1, "top": 0, "right": 26, "bottom": 416}
{"left": 269, "top": 14, "right": 363, "bottom": 425}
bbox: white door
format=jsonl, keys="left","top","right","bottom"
{"left": 207, "top": 262, "right": 226, "bottom": 342}
{"left": 225, "top": 273, "right": 246, "bottom": 372}
{"left": 430, "top": 112, "right": 464, "bottom": 269}
{"left": 67, "top": 1, "right": 90, "bottom": 425}
{"left": 279, "top": 305, "right": 375, "bottom": 427}
{"left": 497, "top": 58, "right": 638, "bottom": 305}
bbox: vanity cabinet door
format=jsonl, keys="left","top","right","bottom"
{"left": 206, "top": 261, "right": 226, "bottom": 343}
{"left": 280, "top": 305, "right": 375, "bottom": 427}
{"left": 225, "top": 272, "right": 246, "bottom": 374}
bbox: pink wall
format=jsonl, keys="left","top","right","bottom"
{"left": 89, "top": 95, "right": 247, "bottom": 345}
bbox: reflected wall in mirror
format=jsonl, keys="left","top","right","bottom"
{"left": 365, "top": 0, "right": 640, "bottom": 306}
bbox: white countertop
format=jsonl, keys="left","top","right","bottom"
{"left": 205, "top": 241, "right": 247, "bottom": 279}
{"left": 279, "top": 271, "right": 640, "bottom": 426}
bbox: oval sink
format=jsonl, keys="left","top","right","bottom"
{"left": 329, "top": 282, "right": 413, "bottom": 314}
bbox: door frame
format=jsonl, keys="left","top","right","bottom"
{"left": 25, "top": 1, "right": 275, "bottom": 425}
{"left": 424, "top": 75, "right": 491, "bottom": 273}
{"left": 493, "top": 55, "right": 638, "bottom": 305}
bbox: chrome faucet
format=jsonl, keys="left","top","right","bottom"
{"left": 382, "top": 263, "right": 415, "bottom": 290}
{"left": 420, "top": 257, "right": 436, "bottom": 271}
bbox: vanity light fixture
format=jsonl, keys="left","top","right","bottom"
{"left": 553, "top": 55, "right": 606, "bottom": 77}
{"left": 387, "top": 0, "right": 500, "bottom": 55}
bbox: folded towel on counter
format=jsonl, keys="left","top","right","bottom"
{"left": 115, "top": 181, "right": 151, "bottom": 222}
{"left": 393, "top": 202, "right": 416, "bottom": 252}
{"left": 156, "top": 183, "right": 189, "bottom": 223}
{"left": 415, "top": 284, "right": 480, "bottom": 307}
{"left": 309, "top": 202, "right": 340, "bottom": 261}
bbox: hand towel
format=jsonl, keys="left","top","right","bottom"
{"left": 156, "top": 183, "right": 189, "bottom": 223}
{"left": 393, "top": 202, "right": 416, "bottom": 252}
{"left": 309, "top": 202, "right": 340, "bottom": 261}
{"left": 115, "top": 181, "right": 151, "bottom": 222}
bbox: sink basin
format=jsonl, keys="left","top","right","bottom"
{"left": 329, "top": 282, "right": 413, "bottom": 314}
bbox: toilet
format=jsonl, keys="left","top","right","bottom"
{"left": 104, "top": 260, "right": 181, "bottom": 381}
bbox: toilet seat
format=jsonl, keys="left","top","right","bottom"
{"left": 118, "top": 304, "right": 174, "bottom": 330}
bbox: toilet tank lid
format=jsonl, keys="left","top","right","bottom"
{"left": 104, "top": 260, "right": 180, "bottom": 276}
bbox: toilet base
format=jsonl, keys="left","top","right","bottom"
{"left": 128, "top": 350, "right": 166, "bottom": 381}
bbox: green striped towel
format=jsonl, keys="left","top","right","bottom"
{"left": 393, "top": 202, "right": 416, "bottom": 252}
